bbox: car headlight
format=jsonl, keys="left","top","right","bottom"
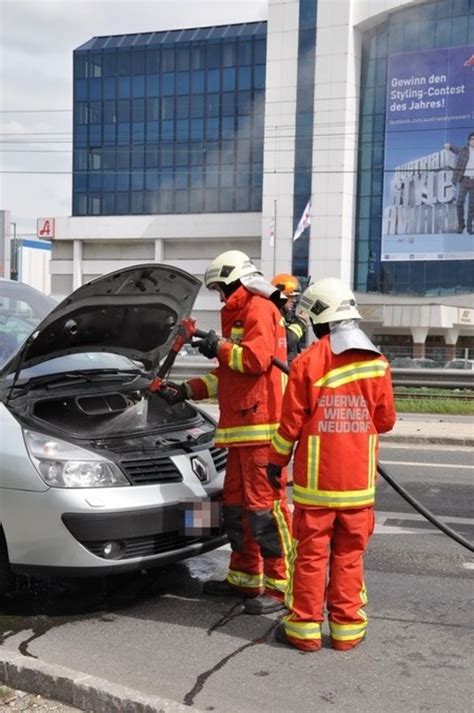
{"left": 24, "top": 430, "right": 129, "bottom": 488}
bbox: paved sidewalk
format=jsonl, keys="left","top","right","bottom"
{"left": 382, "top": 413, "right": 473, "bottom": 446}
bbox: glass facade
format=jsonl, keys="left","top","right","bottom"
{"left": 355, "top": 0, "right": 474, "bottom": 296}
{"left": 72, "top": 23, "right": 267, "bottom": 216}
{"left": 292, "top": 0, "right": 317, "bottom": 279}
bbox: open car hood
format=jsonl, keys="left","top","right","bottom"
{"left": 0, "top": 264, "right": 201, "bottom": 376}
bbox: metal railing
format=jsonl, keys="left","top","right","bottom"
{"left": 169, "top": 359, "right": 474, "bottom": 390}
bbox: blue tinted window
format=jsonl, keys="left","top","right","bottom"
{"left": 147, "top": 74, "right": 160, "bottom": 96}
{"left": 176, "top": 119, "right": 189, "bottom": 139}
{"left": 222, "top": 68, "right": 236, "bottom": 91}
{"left": 191, "top": 70, "right": 205, "bottom": 93}
{"left": 144, "top": 191, "right": 159, "bottom": 213}
{"left": 162, "top": 47, "right": 175, "bottom": 71}
{"left": 222, "top": 42, "right": 235, "bottom": 67}
{"left": 254, "top": 65, "right": 265, "bottom": 89}
{"left": 254, "top": 39, "right": 266, "bottom": 64}
{"left": 147, "top": 121, "right": 159, "bottom": 142}
{"left": 238, "top": 67, "right": 251, "bottom": 90}
{"left": 191, "top": 118, "right": 204, "bottom": 139}
{"left": 103, "top": 124, "right": 115, "bottom": 143}
{"left": 132, "top": 123, "right": 145, "bottom": 143}
{"left": 222, "top": 116, "right": 234, "bottom": 139}
{"left": 161, "top": 120, "right": 174, "bottom": 140}
{"left": 191, "top": 94, "right": 204, "bottom": 118}
{"left": 176, "top": 72, "right": 190, "bottom": 94}
{"left": 207, "top": 43, "right": 220, "bottom": 68}
{"left": 132, "top": 51, "right": 145, "bottom": 74}
{"left": 117, "top": 52, "right": 130, "bottom": 75}
{"left": 147, "top": 50, "right": 160, "bottom": 74}
{"left": 74, "top": 54, "right": 87, "bottom": 79}
{"left": 145, "top": 170, "right": 159, "bottom": 189}
{"left": 103, "top": 78, "right": 115, "bottom": 99}
{"left": 191, "top": 45, "right": 205, "bottom": 70}
{"left": 132, "top": 76, "right": 145, "bottom": 97}
{"left": 207, "top": 69, "right": 220, "bottom": 92}
{"left": 118, "top": 77, "right": 130, "bottom": 98}
{"left": 117, "top": 122, "right": 130, "bottom": 143}
{"left": 161, "top": 96, "right": 174, "bottom": 119}
{"left": 75, "top": 79, "right": 87, "bottom": 100}
{"left": 162, "top": 73, "right": 175, "bottom": 95}
{"left": 89, "top": 78, "right": 102, "bottom": 99}
{"left": 176, "top": 45, "right": 190, "bottom": 71}
{"left": 103, "top": 52, "right": 116, "bottom": 76}
{"left": 222, "top": 92, "right": 235, "bottom": 116}
{"left": 175, "top": 168, "right": 188, "bottom": 189}
{"left": 131, "top": 192, "right": 144, "bottom": 213}
{"left": 238, "top": 41, "right": 252, "bottom": 65}
{"left": 176, "top": 95, "right": 189, "bottom": 119}
{"left": 116, "top": 192, "right": 130, "bottom": 214}
{"left": 206, "top": 117, "right": 219, "bottom": 139}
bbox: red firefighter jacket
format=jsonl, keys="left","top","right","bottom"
{"left": 188, "top": 286, "right": 288, "bottom": 447}
{"left": 269, "top": 335, "right": 396, "bottom": 508}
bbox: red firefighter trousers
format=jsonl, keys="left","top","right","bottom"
{"left": 284, "top": 506, "right": 375, "bottom": 651}
{"left": 222, "top": 444, "right": 292, "bottom": 599}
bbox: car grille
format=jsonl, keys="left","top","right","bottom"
{"left": 85, "top": 532, "right": 203, "bottom": 559}
{"left": 210, "top": 446, "right": 227, "bottom": 473}
{"left": 120, "top": 455, "right": 182, "bottom": 485}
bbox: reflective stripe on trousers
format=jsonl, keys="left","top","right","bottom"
{"left": 284, "top": 506, "right": 374, "bottom": 650}
{"left": 223, "top": 445, "right": 292, "bottom": 594}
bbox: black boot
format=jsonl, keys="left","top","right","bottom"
{"left": 244, "top": 594, "right": 286, "bottom": 615}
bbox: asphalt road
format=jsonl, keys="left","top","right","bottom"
{"left": 1, "top": 443, "right": 473, "bottom": 713}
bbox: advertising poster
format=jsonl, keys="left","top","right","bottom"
{"left": 382, "top": 45, "right": 474, "bottom": 261}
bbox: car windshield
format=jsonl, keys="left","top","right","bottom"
{"left": 0, "top": 280, "right": 56, "bottom": 368}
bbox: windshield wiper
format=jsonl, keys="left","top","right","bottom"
{"left": 8, "top": 369, "right": 143, "bottom": 397}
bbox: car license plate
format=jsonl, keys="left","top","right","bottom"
{"left": 182, "top": 500, "right": 222, "bottom": 536}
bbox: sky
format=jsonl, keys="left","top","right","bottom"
{"left": 0, "top": 0, "right": 267, "bottom": 239}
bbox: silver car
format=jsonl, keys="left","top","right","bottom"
{"left": 0, "top": 265, "right": 226, "bottom": 593}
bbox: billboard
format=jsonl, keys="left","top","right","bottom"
{"left": 381, "top": 45, "right": 474, "bottom": 262}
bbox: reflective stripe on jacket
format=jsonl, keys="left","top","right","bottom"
{"left": 269, "top": 335, "right": 396, "bottom": 508}
{"left": 188, "top": 285, "right": 288, "bottom": 447}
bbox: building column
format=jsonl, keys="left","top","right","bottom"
{"left": 443, "top": 328, "right": 459, "bottom": 362}
{"left": 72, "top": 239, "right": 82, "bottom": 290}
{"left": 154, "top": 239, "right": 163, "bottom": 263}
{"left": 411, "top": 327, "right": 428, "bottom": 358}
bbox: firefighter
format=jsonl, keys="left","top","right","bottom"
{"left": 271, "top": 273, "right": 307, "bottom": 363}
{"left": 267, "top": 277, "right": 396, "bottom": 650}
{"left": 159, "top": 250, "right": 292, "bottom": 615}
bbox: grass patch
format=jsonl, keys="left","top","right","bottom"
{"left": 395, "top": 398, "right": 473, "bottom": 415}
{"left": 395, "top": 388, "right": 474, "bottom": 415}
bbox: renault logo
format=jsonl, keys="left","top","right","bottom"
{"left": 191, "top": 456, "right": 208, "bottom": 482}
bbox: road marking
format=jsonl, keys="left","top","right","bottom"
{"left": 462, "top": 562, "right": 474, "bottom": 570}
{"left": 381, "top": 460, "right": 471, "bottom": 469}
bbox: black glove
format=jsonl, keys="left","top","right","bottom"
{"left": 267, "top": 463, "right": 283, "bottom": 490}
{"left": 194, "top": 330, "right": 220, "bottom": 359}
{"left": 158, "top": 381, "right": 188, "bottom": 405}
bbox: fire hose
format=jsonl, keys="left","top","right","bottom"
{"left": 150, "top": 320, "right": 473, "bottom": 553}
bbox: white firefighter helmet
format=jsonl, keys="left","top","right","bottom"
{"left": 299, "top": 277, "right": 361, "bottom": 325}
{"left": 204, "top": 250, "right": 260, "bottom": 288}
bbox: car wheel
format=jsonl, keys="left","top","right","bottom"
{"left": 0, "top": 528, "right": 14, "bottom": 595}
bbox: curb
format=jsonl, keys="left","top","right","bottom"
{"left": 0, "top": 648, "right": 203, "bottom": 713}
{"left": 380, "top": 435, "right": 474, "bottom": 447}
